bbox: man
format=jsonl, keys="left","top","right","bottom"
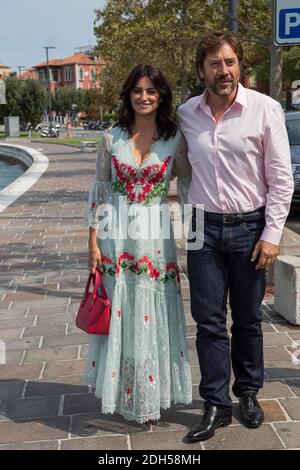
{"left": 179, "top": 31, "right": 293, "bottom": 442}
{"left": 292, "top": 85, "right": 300, "bottom": 111}
{"left": 26, "top": 121, "right": 33, "bottom": 140}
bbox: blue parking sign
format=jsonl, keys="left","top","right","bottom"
{"left": 275, "top": 0, "right": 300, "bottom": 45}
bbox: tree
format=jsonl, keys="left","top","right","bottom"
{"left": 20, "top": 79, "right": 48, "bottom": 126}
{"left": 0, "top": 78, "right": 47, "bottom": 126}
{"left": 52, "top": 86, "right": 76, "bottom": 116}
{"left": 94, "top": 0, "right": 219, "bottom": 105}
{"left": 93, "top": 0, "right": 300, "bottom": 107}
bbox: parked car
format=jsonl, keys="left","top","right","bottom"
{"left": 286, "top": 111, "right": 300, "bottom": 203}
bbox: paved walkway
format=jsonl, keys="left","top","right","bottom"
{"left": 0, "top": 140, "right": 299, "bottom": 450}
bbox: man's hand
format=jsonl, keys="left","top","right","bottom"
{"left": 251, "top": 240, "right": 279, "bottom": 270}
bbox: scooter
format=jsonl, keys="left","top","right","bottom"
{"left": 40, "top": 125, "right": 60, "bottom": 138}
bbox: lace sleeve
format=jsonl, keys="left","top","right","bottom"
{"left": 85, "top": 132, "right": 112, "bottom": 229}
{"left": 172, "top": 133, "right": 191, "bottom": 206}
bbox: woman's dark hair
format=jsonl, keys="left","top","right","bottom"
{"left": 196, "top": 31, "right": 244, "bottom": 71}
{"left": 117, "top": 64, "right": 177, "bottom": 140}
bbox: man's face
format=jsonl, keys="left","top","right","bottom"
{"left": 199, "top": 43, "right": 240, "bottom": 98}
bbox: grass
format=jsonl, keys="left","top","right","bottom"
{"left": 0, "top": 132, "right": 99, "bottom": 147}
{"left": 37, "top": 137, "right": 99, "bottom": 147}
{"left": 0, "top": 131, "right": 39, "bottom": 139}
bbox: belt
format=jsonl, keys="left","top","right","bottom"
{"left": 193, "top": 207, "right": 265, "bottom": 224}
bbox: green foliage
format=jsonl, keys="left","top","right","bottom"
{"left": 51, "top": 86, "right": 105, "bottom": 119}
{"left": 93, "top": 0, "right": 298, "bottom": 106}
{"left": 94, "top": 0, "right": 216, "bottom": 106}
{"left": 103, "top": 112, "right": 116, "bottom": 121}
{"left": 0, "top": 78, "right": 47, "bottom": 126}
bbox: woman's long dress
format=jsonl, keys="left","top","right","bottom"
{"left": 84, "top": 127, "right": 192, "bottom": 423}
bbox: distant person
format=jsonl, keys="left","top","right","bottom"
{"left": 66, "top": 121, "right": 72, "bottom": 137}
{"left": 26, "top": 121, "right": 33, "bottom": 139}
{"left": 0, "top": 74, "right": 6, "bottom": 105}
{"left": 292, "top": 86, "right": 300, "bottom": 111}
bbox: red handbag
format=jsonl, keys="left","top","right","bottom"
{"left": 76, "top": 268, "right": 111, "bottom": 335}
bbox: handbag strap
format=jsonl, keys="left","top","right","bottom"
{"left": 83, "top": 268, "right": 109, "bottom": 301}
{"left": 95, "top": 267, "right": 109, "bottom": 301}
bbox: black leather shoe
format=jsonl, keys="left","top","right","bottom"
{"left": 184, "top": 405, "right": 232, "bottom": 442}
{"left": 239, "top": 394, "right": 264, "bottom": 428}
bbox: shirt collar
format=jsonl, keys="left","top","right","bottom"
{"left": 199, "top": 82, "right": 248, "bottom": 110}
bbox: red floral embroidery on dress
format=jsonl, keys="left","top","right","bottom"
{"left": 101, "top": 251, "right": 180, "bottom": 284}
{"left": 111, "top": 155, "right": 172, "bottom": 204}
{"left": 126, "top": 387, "right": 133, "bottom": 394}
{"left": 144, "top": 314, "right": 149, "bottom": 322}
{"left": 117, "top": 309, "right": 122, "bottom": 318}
{"left": 139, "top": 256, "right": 150, "bottom": 264}
{"left": 149, "top": 374, "right": 154, "bottom": 382}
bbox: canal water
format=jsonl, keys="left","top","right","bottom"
{"left": 0, "top": 156, "right": 27, "bottom": 191}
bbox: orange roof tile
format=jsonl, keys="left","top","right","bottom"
{"left": 60, "top": 53, "right": 104, "bottom": 65}
{"left": 33, "top": 54, "right": 104, "bottom": 69}
{"left": 34, "top": 59, "right": 63, "bottom": 68}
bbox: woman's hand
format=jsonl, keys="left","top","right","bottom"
{"left": 89, "top": 246, "right": 102, "bottom": 274}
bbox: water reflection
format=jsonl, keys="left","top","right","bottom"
{"left": 0, "top": 156, "right": 27, "bottom": 191}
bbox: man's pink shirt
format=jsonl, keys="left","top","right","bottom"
{"left": 179, "top": 83, "right": 294, "bottom": 245}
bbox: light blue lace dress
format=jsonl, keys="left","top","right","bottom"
{"left": 84, "top": 126, "right": 192, "bottom": 423}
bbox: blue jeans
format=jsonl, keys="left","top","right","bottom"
{"left": 188, "top": 214, "right": 266, "bottom": 408}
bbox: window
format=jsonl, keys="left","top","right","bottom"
{"left": 52, "top": 69, "right": 59, "bottom": 82}
{"left": 64, "top": 67, "right": 71, "bottom": 81}
{"left": 79, "top": 68, "right": 84, "bottom": 81}
{"left": 90, "top": 68, "right": 95, "bottom": 80}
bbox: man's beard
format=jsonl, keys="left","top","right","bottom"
{"left": 206, "top": 75, "right": 238, "bottom": 97}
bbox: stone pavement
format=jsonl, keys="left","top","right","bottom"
{"left": 0, "top": 140, "right": 299, "bottom": 450}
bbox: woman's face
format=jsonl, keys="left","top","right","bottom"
{"left": 130, "top": 76, "right": 160, "bottom": 117}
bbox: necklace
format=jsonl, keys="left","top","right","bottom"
{"left": 134, "top": 130, "right": 156, "bottom": 140}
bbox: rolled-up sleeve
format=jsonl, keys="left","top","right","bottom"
{"left": 261, "top": 103, "right": 294, "bottom": 245}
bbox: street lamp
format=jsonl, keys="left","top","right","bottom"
{"left": 44, "top": 46, "right": 56, "bottom": 128}
{"left": 228, "top": 0, "right": 238, "bottom": 33}
{"left": 18, "top": 66, "right": 26, "bottom": 78}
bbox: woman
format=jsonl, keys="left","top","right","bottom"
{"left": 84, "top": 64, "right": 192, "bottom": 423}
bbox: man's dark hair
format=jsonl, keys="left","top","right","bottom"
{"left": 195, "top": 31, "right": 244, "bottom": 71}
{"left": 118, "top": 64, "right": 177, "bottom": 140}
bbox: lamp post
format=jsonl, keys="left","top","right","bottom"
{"left": 228, "top": 0, "right": 238, "bottom": 33}
{"left": 44, "top": 46, "right": 56, "bottom": 128}
{"left": 18, "top": 66, "right": 26, "bottom": 78}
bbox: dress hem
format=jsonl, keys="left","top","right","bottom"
{"left": 93, "top": 397, "right": 193, "bottom": 424}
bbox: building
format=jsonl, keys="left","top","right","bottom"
{"left": 19, "top": 69, "right": 39, "bottom": 81}
{"left": 0, "top": 63, "right": 11, "bottom": 79}
{"left": 33, "top": 47, "right": 104, "bottom": 94}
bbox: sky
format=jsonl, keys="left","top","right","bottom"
{"left": 0, "top": 0, "right": 106, "bottom": 72}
